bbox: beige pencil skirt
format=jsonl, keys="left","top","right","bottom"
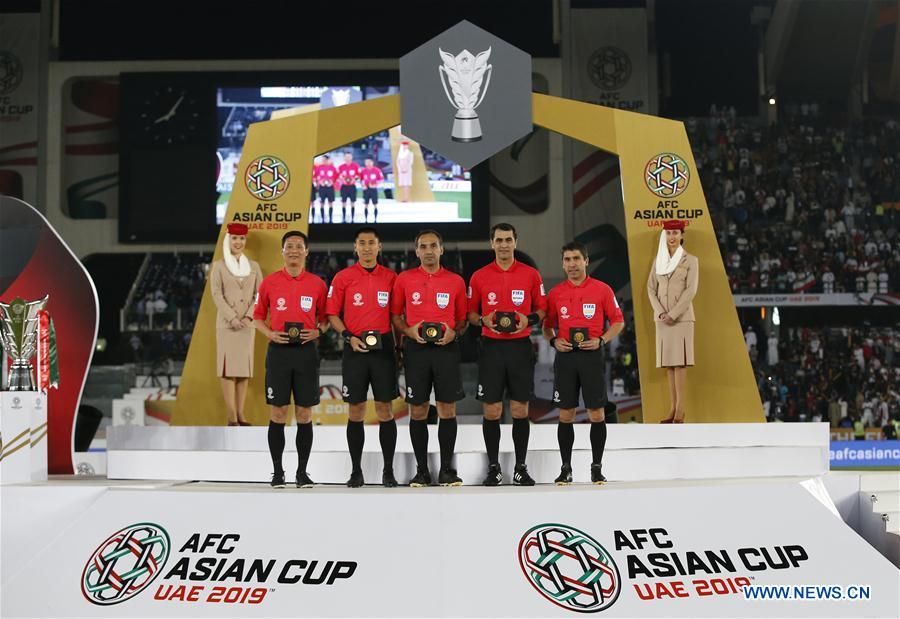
{"left": 216, "top": 326, "right": 255, "bottom": 378}
{"left": 655, "top": 320, "right": 695, "bottom": 368}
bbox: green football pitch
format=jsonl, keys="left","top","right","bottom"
{"left": 433, "top": 191, "right": 472, "bottom": 220}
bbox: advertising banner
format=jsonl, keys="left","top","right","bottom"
{"left": 830, "top": 440, "right": 900, "bottom": 468}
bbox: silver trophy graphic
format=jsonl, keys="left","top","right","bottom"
{"left": 438, "top": 47, "right": 492, "bottom": 142}
{"left": 0, "top": 295, "right": 49, "bottom": 391}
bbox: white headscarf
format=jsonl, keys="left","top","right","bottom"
{"left": 655, "top": 230, "right": 684, "bottom": 276}
{"left": 223, "top": 233, "right": 251, "bottom": 277}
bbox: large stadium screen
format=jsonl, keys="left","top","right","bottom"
{"left": 216, "top": 85, "right": 477, "bottom": 238}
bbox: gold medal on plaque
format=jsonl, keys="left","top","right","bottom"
{"left": 422, "top": 322, "right": 443, "bottom": 342}
{"left": 494, "top": 311, "right": 517, "bottom": 333}
{"left": 285, "top": 322, "right": 303, "bottom": 344}
{"left": 570, "top": 327, "right": 589, "bottom": 349}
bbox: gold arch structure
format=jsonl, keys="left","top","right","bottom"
{"left": 173, "top": 93, "right": 763, "bottom": 425}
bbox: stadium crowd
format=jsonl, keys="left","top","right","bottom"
{"left": 746, "top": 324, "right": 899, "bottom": 434}
{"left": 689, "top": 106, "right": 898, "bottom": 295}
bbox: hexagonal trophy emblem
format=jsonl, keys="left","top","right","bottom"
{"left": 400, "top": 20, "right": 532, "bottom": 169}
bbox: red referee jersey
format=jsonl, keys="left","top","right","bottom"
{"left": 326, "top": 262, "right": 397, "bottom": 334}
{"left": 391, "top": 266, "right": 467, "bottom": 327}
{"left": 337, "top": 162, "right": 361, "bottom": 185}
{"left": 253, "top": 268, "right": 327, "bottom": 332}
{"left": 315, "top": 165, "right": 337, "bottom": 186}
{"left": 360, "top": 167, "right": 383, "bottom": 187}
{"left": 467, "top": 260, "right": 547, "bottom": 339}
{"left": 545, "top": 277, "right": 624, "bottom": 339}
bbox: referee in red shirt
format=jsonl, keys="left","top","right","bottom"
{"left": 391, "top": 229, "right": 468, "bottom": 487}
{"left": 327, "top": 227, "right": 399, "bottom": 487}
{"left": 253, "top": 231, "right": 329, "bottom": 488}
{"left": 467, "top": 223, "right": 546, "bottom": 486}
{"left": 543, "top": 241, "right": 624, "bottom": 485}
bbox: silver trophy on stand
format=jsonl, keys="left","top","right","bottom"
{"left": 0, "top": 295, "right": 49, "bottom": 391}
{"left": 438, "top": 47, "right": 493, "bottom": 142}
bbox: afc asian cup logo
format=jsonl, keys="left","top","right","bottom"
{"left": 0, "top": 51, "right": 24, "bottom": 96}
{"left": 644, "top": 153, "right": 690, "bottom": 198}
{"left": 487, "top": 292, "right": 498, "bottom": 306}
{"left": 518, "top": 523, "right": 621, "bottom": 613}
{"left": 352, "top": 292, "right": 364, "bottom": 306}
{"left": 81, "top": 523, "right": 171, "bottom": 606}
{"left": 587, "top": 47, "right": 631, "bottom": 91}
{"left": 245, "top": 155, "right": 290, "bottom": 201}
{"left": 411, "top": 291, "right": 422, "bottom": 305}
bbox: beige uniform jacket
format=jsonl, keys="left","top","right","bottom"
{"left": 209, "top": 260, "right": 264, "bottom": 328}
{"left": 647, "top": 252, "right": 698, "bottom": 322}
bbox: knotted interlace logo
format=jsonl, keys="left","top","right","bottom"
{"left": 518, "top": 523, "right": 621, "bottom": 613}
{"left": 438, "top": 47, "right": 492, "bottom": 142}
{"left": 81, "top": 523, "right": 171, "bottom": 605}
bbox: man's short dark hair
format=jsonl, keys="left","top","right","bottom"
{"left": 355, "top": 226, "right": 379, "bottom": 241}
{"left": 415, "top": 228, "right": 443, "bottom": 246}
{"left": 561, "top": 241, "right": 587, "bottom": 259}
{"left": 282, "top": 230, "right": 308, "bottom": 248}
{"left": 490, "top": 222, "right": 517, "bottom": 240}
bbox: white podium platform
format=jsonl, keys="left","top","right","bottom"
{"left": 2, "top": 475, "right": 898, "bottom": 618}
{"left": 107, "top": 423, "right": 830, "bottom": 484}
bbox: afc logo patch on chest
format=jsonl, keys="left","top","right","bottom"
{"left": 436, "top": 292, "right": 450, "bottom": 309}
{"left": 487, "top": 291, "right": 498, "bottom": 306}
{"left": 300, "top": 296, "right": 313, "bottom": 312}
{"left": 511, "top": 289, "right": 525, "bottom": 306}
{"left": 411, "top": 291, "right": 422, "bottom": 305}
{"left": 583, "top": 303, "right": 596, "bottom": 319}
{"left": 353, "top": 292, "right": 364, "bottom": 306}
{"left": 377, "top": 291, "right": 390, "bottom": 307}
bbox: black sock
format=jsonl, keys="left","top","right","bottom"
{"left": 268, "top": 421, "right": 285, "bottom": 473}
{"left": 482, "top": 418, "right": 501, "bottom": 465}
{"left": 513, "top": 417, "right": 530, "bottom": 466}
{"left": 558, "top": 421, "right": 574, "bottom": 466}
{"left": 379, "top": 418, "right": 397, "bottom": 472}
{"left": 296, "top": 422, "right": 313, "bottom": 473}
{"left": 438, "top": 417, "right": 457, "bottom": 470}
{"left": 347, "top": 420, "right": 364, "bottom": 473}
{"left": 409, "top": 419, "right": 429, "bottom": 470}
{"left": 590, "top": 421, "right": 607, "bottom": 465}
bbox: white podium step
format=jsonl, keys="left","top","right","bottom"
{"left": 107, "top": 423, "right": 830, "bottom": 484}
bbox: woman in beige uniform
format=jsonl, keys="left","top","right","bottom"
{"left": 210, "top": 222, "right": 263, "bottom": 426}
{"left": 647, "top": 220, "right": 698, "bottom": 423}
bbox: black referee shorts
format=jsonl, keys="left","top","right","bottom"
{"left": 477, "top": 337, "right": 535, "bottom": 403}
{"left": 265, "top": 342, "right": 320, "bottom": 407}
{"left": 402, "top": 340, "right": 465, "bottom": 405}
{"left": 341, "top": 332, "right": 398, "bottom": 404}
{"left": 363, "top": 187, "right": 378, "bottom": 205}
{"left": 318, "top": 186, "right": 335, "bottom": 202}
{"left": 552, "top": 349, "right": 607, "bottom": 410}
{"left": 340, "top": 185, "right": 357, "bottom": 202}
